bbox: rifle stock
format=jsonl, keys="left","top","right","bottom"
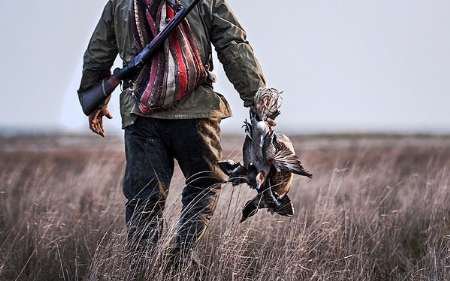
{"left": 78, "top": 0, "right": 201, "bottom": 116}
{"left": 78, "top": 75, "right": 121, "bottom": 116}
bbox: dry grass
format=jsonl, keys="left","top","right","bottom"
{"left": 0, "top": 135, "right": 449, "bottom": 281}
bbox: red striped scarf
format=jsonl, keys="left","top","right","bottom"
{"left": 132, "top": 0, "right": 207, "bottom": 113}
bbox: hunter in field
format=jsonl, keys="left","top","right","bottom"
{"left": 78, "top": 0, "right": 266, "bottom": 262}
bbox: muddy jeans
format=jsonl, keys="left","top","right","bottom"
{"left": 123, "top": 116, "right": 224, "bottom": 251}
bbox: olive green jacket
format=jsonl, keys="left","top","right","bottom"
{"left": 79, "top": 0, "right": 266, "bottom": 128}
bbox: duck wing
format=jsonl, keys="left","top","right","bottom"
{"left": 272, "top": 134, "right": 312, "bottom": 178}
{"left": 272, "top": 149, "right": 312, "bottom": 178}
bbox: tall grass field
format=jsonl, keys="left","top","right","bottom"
{"left": 0, "top": 135, "right": 449, "bottom": 281}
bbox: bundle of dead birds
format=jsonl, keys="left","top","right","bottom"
{"left": 219, "top": 88, "right": 312, "bottom": 222}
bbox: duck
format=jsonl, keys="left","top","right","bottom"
{"left": 219, "top": 88, "right": 312, "bottom": 222}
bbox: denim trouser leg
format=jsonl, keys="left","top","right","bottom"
{"left": 171, "top": 119, "right": 225, "bottom": 252}
{"left": 122, "top": 117, "right": 225, "bottom": 251}
{"left": 123, "top": 118, "right": 174, "bottom": 245}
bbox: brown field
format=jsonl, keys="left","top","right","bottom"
{"left": 0, "top": 135, "right": 450, "bottom": 281}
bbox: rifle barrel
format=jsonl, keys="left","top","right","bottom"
{"left": 117, "top": 0, "right": 201, "bottom": 80}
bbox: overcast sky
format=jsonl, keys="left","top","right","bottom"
{"left": 1, "top": 0, "right": 449, "bottom": 134}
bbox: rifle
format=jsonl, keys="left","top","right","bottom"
{"left": 78, "top": 0, "right": 201, "bottom": 116}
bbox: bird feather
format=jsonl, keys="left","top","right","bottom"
{"left": 272, "top": 149, "right": 312, "bottom": 178}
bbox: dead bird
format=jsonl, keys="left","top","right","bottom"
{"left": 219, "top": 88, "right": 312, "bottom": 222}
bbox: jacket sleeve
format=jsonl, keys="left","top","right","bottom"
{"left": 78, "top": 1, "right": 118, "bottom": 93}
{"left": 210, "top": 0, "right": 267, "bottom": 107}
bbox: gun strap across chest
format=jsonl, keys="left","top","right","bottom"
{"left": 131, "top": 0, "right": 208, "bottom": 114}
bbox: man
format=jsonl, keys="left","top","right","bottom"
{"left": 78, "top": 0, "right": 266, "bottom": 256}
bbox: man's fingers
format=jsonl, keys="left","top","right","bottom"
{"left": 89, "top": 122, "right": 96, "bottom": 133}
{"left": 92, "top": 120, "right": 101, "bottom": 135}
{"left": 89, "top": 115, "right": 97, "bottom": 132}
{"left": 94, "top": 119, "right": 102, "bottom": 134}
{"left": 96, "top": 126, "right": 105, "bottom": 137}
{"left": 90, "top": 124, "right": 100, "bottom": 135}
{"left": 88, "top": 109, "right": 109, "bottom": 137}
{"left": 89, "top": 111, "right": 99, "bottom": 127}
{"left": 94, "top": 124, "right": 104, "bottom": 137}
{"left": 90, "top": 115, "right": 103, "bottom": 137}
{"left": 103, "top": 109, "right": 113, "bottom": 119}
{"left": 98, "top": 117, "right": 105, "bottom": 137}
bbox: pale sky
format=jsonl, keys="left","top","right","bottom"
{"left": 1, "top": 0, "right": 449, "bottom": 134}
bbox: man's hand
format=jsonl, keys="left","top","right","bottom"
{"left": 89, "top": 106, "right": 113, "bottom": 137}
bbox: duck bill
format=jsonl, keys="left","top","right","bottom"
{"left": 256, "top": 171, "right": 266, "bottom": 191}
